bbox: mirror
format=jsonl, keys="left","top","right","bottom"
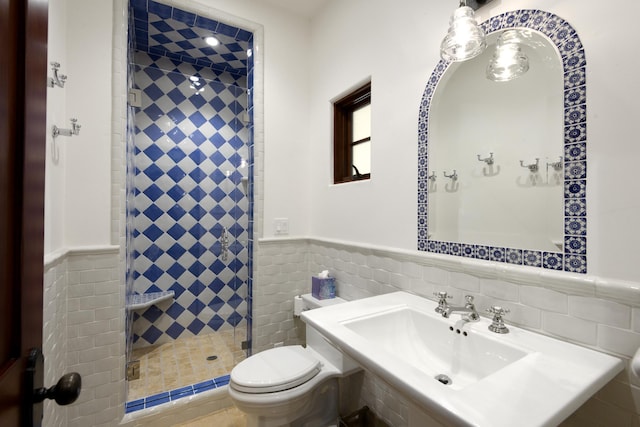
{"left": 417, "top": 10, "right": 588, "bottom": 274}
{"left": 429, "top": 30, "right": 563, "bottom": 252}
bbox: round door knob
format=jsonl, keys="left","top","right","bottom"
{"left": 34, "top": 372, "right": 82, "bottom": 405}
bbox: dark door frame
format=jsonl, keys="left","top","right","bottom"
{"left": 0, "top": 0, "right": 48, "bottom": 425}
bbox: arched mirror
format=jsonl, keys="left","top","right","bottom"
{"left": 417, "top": 10, "right": 588, "bottom": 273}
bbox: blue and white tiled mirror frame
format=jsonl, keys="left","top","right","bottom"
{"left": 417, "top": 10, "right": 588, "bottom": 273}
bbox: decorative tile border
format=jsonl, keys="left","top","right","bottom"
{"left": 417, "top": 9, "right": 587, "bottom": 274}
{"left": 125, "top": 374, "right": 231, "bottom": 413}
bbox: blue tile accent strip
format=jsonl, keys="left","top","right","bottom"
{"left": 417, "top": 9, "right": 588, "bottom": 274}
{"left": 193, "top": 379, "right": 215, "bottom": 393}
{"left": 125, "top": 374, "right": 231, "bottom": 413}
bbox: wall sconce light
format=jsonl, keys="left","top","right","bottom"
{"left": 486, "top": 30, "right": 530, "bottom": 82}
{"left": 440, "top": 1, "right": 488, "bottom": 62}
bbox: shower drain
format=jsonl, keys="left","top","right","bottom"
{"left": 435, "top": 374, "right": 452, "bottom": 386}
{"left": 207, "top": 355, "right": 218, "bottom": 361}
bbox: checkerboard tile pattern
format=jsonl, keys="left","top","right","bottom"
{"left": 132, "top": 52, "right": 249, "bottom": 347}
{"left": 130, "top": 0, "right": 250, "bottom": 78}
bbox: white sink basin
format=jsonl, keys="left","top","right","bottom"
{"left": 343, "top": 307, "right": 529, "bottom": 391}
{"left": 302, "top": 291, "right": 623, "bottom": 427}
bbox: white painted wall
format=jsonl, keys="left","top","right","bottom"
{"left": 44, "top": 0, "right": 67, "bottom": 254}
{"left": 63, "top": 0, "right": 113, "bottom": 247}
{"left": 307, "top": 0, "right": 640, "bottom": 283}
{"left": 45, "top": 0, "right": 114, "bottom": 256}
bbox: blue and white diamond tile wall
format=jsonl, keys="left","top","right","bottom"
{"left": 132, "top": 52, "right": 249, "bottom": 347}
{"left": 131, "top": 0, "right": 250, "bottom": 78}
{"left": 418, "top": 10, "right": 588, "bottom": 274}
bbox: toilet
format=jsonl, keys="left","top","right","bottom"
{"left": 228, "top": 294, "right": 357, "bottom": 427}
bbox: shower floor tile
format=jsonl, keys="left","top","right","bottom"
{"left": 128, "top": 327, "right": 246, "bottom": 401}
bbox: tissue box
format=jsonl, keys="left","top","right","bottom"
{"left": 312, "top": 276, "right": 335, "bottom": 300}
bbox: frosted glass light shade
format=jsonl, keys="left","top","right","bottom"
{"left": 486, "top": 30, "right": 530, "bottom": 82}
{"left": 440, "top": 6, "right": 486, "bottom": 62}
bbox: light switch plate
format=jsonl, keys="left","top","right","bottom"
{"left": 274, "top": 218, "right": 289, "bottom": 235}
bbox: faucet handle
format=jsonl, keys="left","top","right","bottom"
{"left": 486, "top": 306, "right": 510, "bottom": 334}
{"left": 434, "top": 291, "right": 452, "bottom": 314}
{"left": 434, "top": 291, "right": 452, "bottom": 300}
{"left": 487, "top": 306, "right": 509, "bottom": 316}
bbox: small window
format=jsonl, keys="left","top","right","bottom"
{"left": 333, "top": 82, "right": 371, "bottom": 184}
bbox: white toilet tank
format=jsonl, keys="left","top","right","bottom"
{"left": 294, "top": 293, "right": 346, "bottom": 316}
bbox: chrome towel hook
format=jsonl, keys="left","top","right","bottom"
{"left": 547, "top": 156, "right": 563, "bottom": 172}
{"left": 519, "top": 158, "right": 539, "bottom": 173}
{"left": 477, "top": 152, "right": 494, "bottom": 165}
{"left": 52, "top": 118, "right": 81, "bottom": 139}
{"left": 47, "top": 62, "right": 67, "bottom": 88}
{"left": 443, "top": 170, "right": 458, "bottom": 181}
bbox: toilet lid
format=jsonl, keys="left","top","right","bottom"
{"left": 230, "top": 345, "right": 321, "bottom": 393}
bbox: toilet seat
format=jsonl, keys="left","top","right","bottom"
{"left": 231, "top": 345, "right": 321, "bottom": 393}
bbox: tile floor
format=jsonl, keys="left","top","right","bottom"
{"left": 128, "top": 326, "right": 247, "bottom": 401}
{"left": 176, "top": 407, "right": 246, "bottom": 427}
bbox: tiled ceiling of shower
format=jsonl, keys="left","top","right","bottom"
{"left": 130, "top": 0, "right": 251, "bottom": 77}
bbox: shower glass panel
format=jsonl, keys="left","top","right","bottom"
{"left": 126, "top": 51, "right": 250, "bottom": 401}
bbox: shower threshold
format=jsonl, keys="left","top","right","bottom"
{"left": 125, "top": 374, "right": 231, "bottom": 413}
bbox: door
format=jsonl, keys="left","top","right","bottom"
{"left": 0, "top": 0, "right": 49, "bottom": 425}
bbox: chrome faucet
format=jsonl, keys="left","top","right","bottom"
{"left": 441, "top": 295, "right": 480, "bottom": 322}
{"left": 487, "top": 306, "right": 510, "bottom": 334}
{"left": 434, "top": 291, "right": 452, "bottom": 315}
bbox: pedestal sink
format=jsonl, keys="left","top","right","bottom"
{"left": 301, "top": 291, "right": 623, "bottom": 427}
{"left": 342, "top": 305, "right": 530, "bottom": 391}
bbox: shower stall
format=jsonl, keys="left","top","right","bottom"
{"left": 124, "top": 0, "right": 254, "bottom": 407}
